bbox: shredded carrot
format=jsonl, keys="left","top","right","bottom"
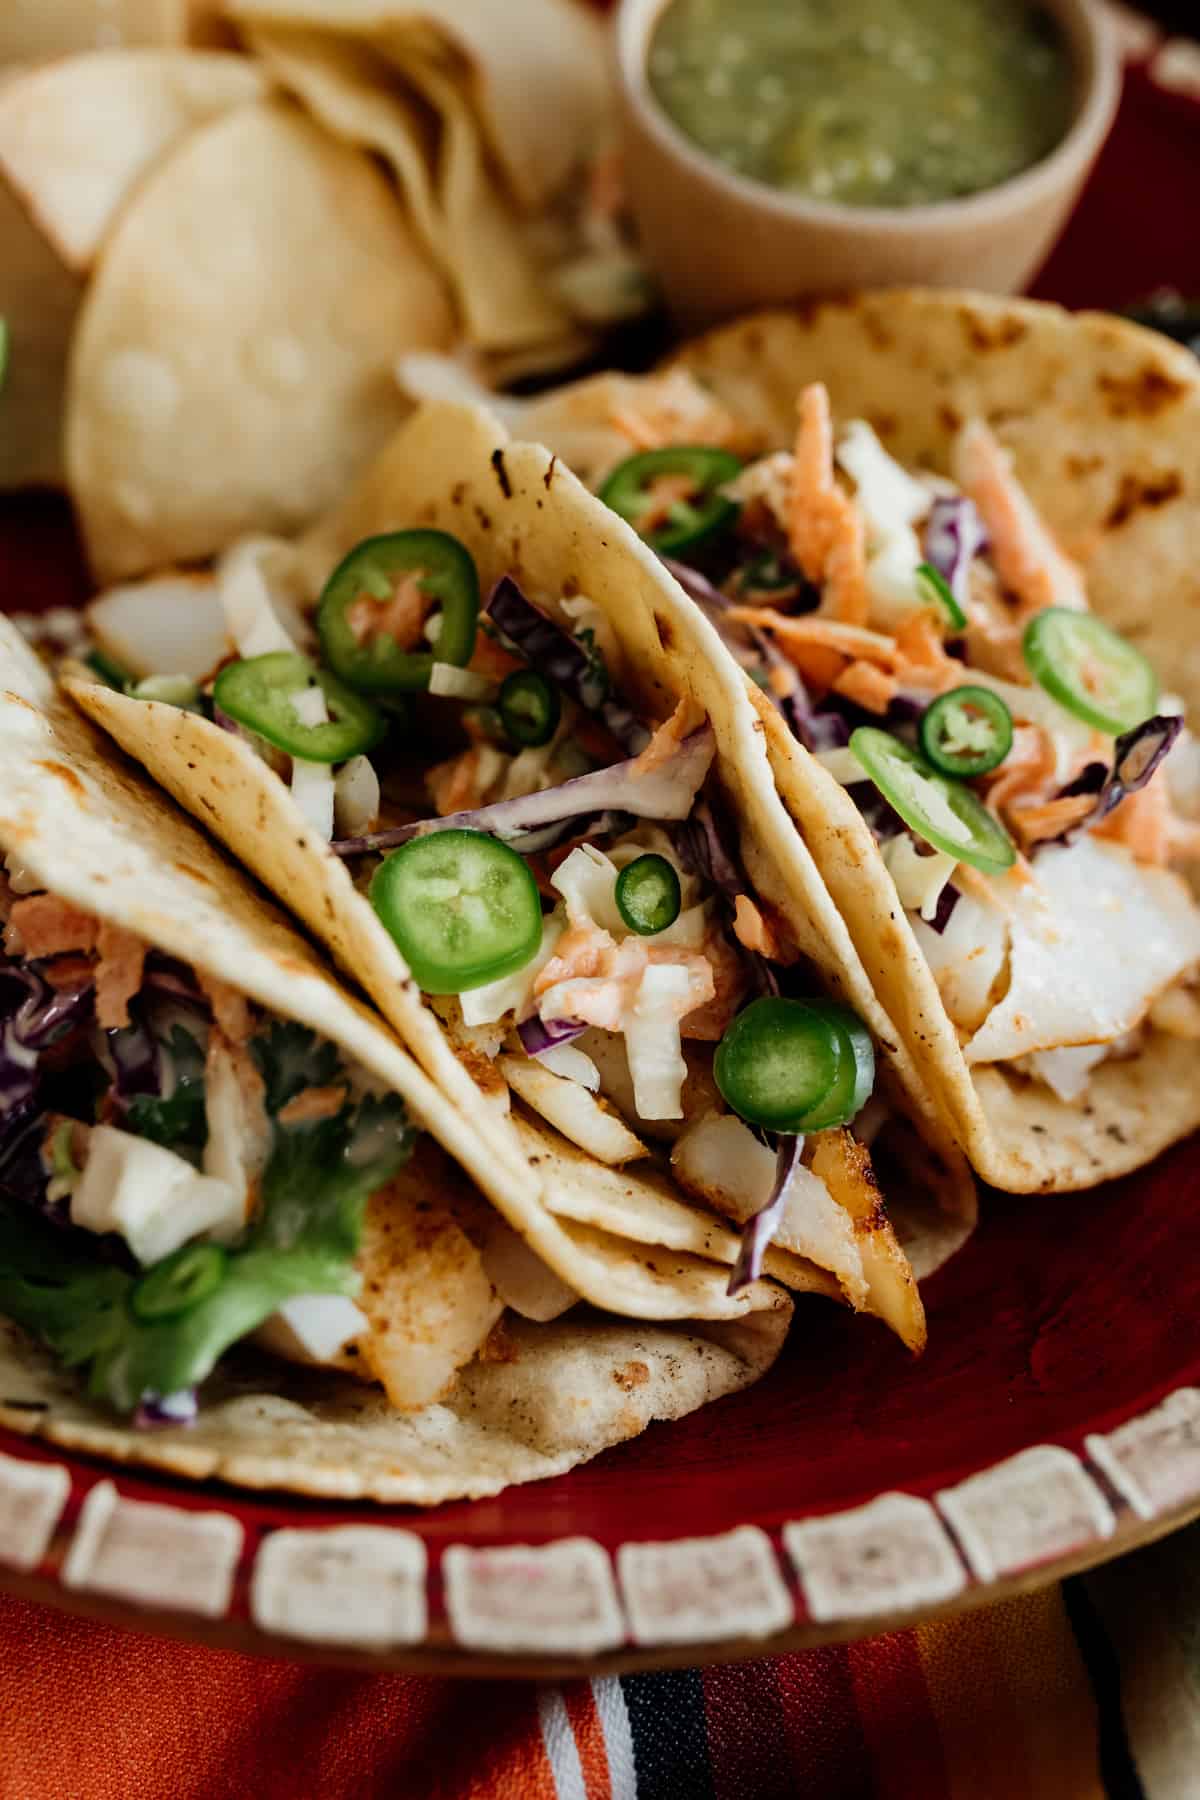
{"left": 821, "top": 502, "right": 868, "bottom": 625}
{"left": 785, "top": 385, "right": 870, "bottom": 626}
{"left": 630, "top": 697, "right": 704, "bottom": 776}
{"left": 428, "top": 746, "right": 492, "bottom": 816}
{"left": 278, "top": 1085, "right": 348, "bottom": 1127}
{"left": 955, "top": 419, "right": 1089, "bottom": 614}
{"left": 534, "top": 919, "right": 615, "bottom": 995}
{"left": 468, "top": 628, "right": 524, "bottom": 682}
{"left": 787, "top": 385, "right": 838, "bottom": 582}
{"left": 724, "top": 609, "right": 896, "bottom": 663}
{"left": 198, "top": 974, "right": 254, "bottom": 1045}
{"left": 671, "top": 929, "right": 747, "bottom": 1040}
{"left": 981, "top": 725, "right": 1057, "bottom": 816}
{"left": 731, "top": 894, "right": 784, "bottom": 959}
{"left": 894, "top": 607, "right": 959, "bottom": 680}
{"left": 633, "top": 472, "right": 699, "bottom": 533}
{"left": 608, "top": 405, "right": 666, "bottom": 451}
{"left": 93, "top": 923, "right": 146, "bottom": 1030}
{"left": 1006, "top": 794, "right": 1096, "bottom": 852}
{"left": 346, "top": 574, "right": 431, "bottom": 651}
{"left": 1093, "top": 778, "right": 1173, "bottom": 865}
{"left": 833, "top": 660, "right": 897, "bottom": 713}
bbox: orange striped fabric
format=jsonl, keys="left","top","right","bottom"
{"left": 0, "top": 1573, "right": 1172, "bottom": 1800}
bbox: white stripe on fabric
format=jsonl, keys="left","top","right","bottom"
{"left": 537, "top": 1685, "right": 588, "bottom": 1800}
{"left": 591, "top": 1677, "right": 638, "bottom": 1800}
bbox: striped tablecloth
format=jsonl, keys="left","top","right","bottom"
{"left": 4, "top": 10, "right": 1200, "bottom": 1799}
{"left": 1, "top": 1519, "right": 1197, "bottom": 1797}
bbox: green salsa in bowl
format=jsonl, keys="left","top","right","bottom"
{"left": 648, "top": 0, "right": 1077, "bottom": 211}
{"left": 614, "top": 0, "right": 1118, "bottom": 324}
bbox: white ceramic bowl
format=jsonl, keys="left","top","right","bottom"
{"left": 615, "top": 0, "right": 1120, "bottom": 327}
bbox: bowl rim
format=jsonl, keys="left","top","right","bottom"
{"left": 615, "top": 0, "right": 1121, "bottom": 237}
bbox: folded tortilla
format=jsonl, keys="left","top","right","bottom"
{"left": 70, "top": 401, "right": 975, "bottom": 1350}
{"left": 637, "top": 292, "right": 1200, "bottom": 1190}
{"left": 0, "top": 616, "right": 792, "bottom": 1499}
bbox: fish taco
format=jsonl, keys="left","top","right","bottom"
{"left": 0, "top": 615, "right": 798, "bottom": 1501}
{"left": 68, "top": 400, "right": 976, "bottom": 1361}
{"left": 478, "top": 290, "right": 1200, "bottom": 1192}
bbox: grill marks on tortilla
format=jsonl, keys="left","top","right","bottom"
{"left": 958, "top": 310, "right": 1029, "bottom": 355}
{"left": 1104, "top": 471, "right": 1184, "bottom": 532}
{"left": 33, "top": 760, "right": 88, "bottom": 800}
{"left": 1098, "top": 367, "right": 1190, "bottom": 420}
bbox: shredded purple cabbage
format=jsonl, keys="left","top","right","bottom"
{"left": 517, "top": 1015, "right": 587, "bottom": 1058}
{"left": 134, "top": 1389, "right": 198, "bottom": 1430}
{"left": 845, "top": 780, "right": 907, "bottom": 845}
{"left": 1052, "top": 713, "right": 1182, "bottom": 844}
{"left": 883, "top": 694, "right": 926, "bottom": 730}
{"left": 746, "top": 954, "right": 781, "bottom": 999}
{"left": 142, "top": 958, "right": 209, "bottom": 1010}
{"left": 671, "top": 797, "right": 745, "bottom": 900}
{"left": 727, "top": 1135, "right": 802, "bottom": 1296}
{"left": 924, "top": 496, "right": 988, "bottom": 604}
{"left": 485, "top": 577, "right": 650, "bottom": 755}
{"left": 663, "top": 556, "right": 834, "bottom": 752}
{"left": 107, "top": 1014, "right": 161, "bottom": 1105}
{"left": 333, "top": 728, "right": 715, "bottom": 856}
{"left": 0, "top": 961, "right": 94, "bottom": 1212}
{"left": 924, "top": 882, "right": 961, "bottom": 935}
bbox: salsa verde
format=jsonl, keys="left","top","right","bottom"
{"left": 648, "top": 0, "right": 1075, "bottom": 209}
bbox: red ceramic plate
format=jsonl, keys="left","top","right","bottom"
{"left": 1, "top": 498, "right": 1198, "bottom": 1675}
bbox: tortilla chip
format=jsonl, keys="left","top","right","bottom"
{"left": 0, "top": 173, "right": 82, "bottom": 488}
{"left": 66, "top": 98, "right": 454, "bottom": 581}
{"left": 245, "top": 25, "right": 573, "bottom": 354}
{"left": 662, "top": 292, "right": 1200, "bottom": 1188}
{"left": 225, "top": 0, "right": 611, "bottom": 210}
{"left": 0, "top": 50, "right": 267, "bottom": 273}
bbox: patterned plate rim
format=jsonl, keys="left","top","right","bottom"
{"left": 0, "top": 1381, "right": 1197, "bottom": 1673}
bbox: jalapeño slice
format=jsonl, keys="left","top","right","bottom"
{"left": 1022, "top": 607, "right": 1159, "bottom": 736}
{"left": 614, "top": 854, "right": 682, "bottom": 936}
{"left": 918, "top": 685, "right": 1014, "bottom": 778}
{"left": 213, "top": 652, "right": 385, "bottom": 763}
{"left": 370, "top": 829, "right": 543, "bottom": 995}
{"left": 715, "top": 997, "right": 864, "bottom": 1135}
{"left": 599, "top": 446, "right": 743, "bottom": 556}
{"left": 915, "top": 561, "right": 967, "bottom": 631}
{"left": 131, "top": 1243, "right": 227, "bottom": 1322}
{"left": 317, "top": 529, "right": 480, "bottom": 694}
{"left": 849, "top": 726, "right": 1016, "bottom": 874}
{"left": 498, "top": 670, "right": 561, "bottom": 749}
{"left": 788, "top": 1004, "right": 876, "bottom": 1132}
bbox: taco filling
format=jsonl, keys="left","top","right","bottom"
{"left": 79, "top": 524, "right": 927, "bottom": 1335}
{"left": 0, "top": 870, "right": 437, "bottom": 1419}
{"left": 572, "top": 378, "right": 1200, "bottom": 1111}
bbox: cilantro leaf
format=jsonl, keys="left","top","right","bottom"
{"left": 251, "top": 1020, "right": 341, "bottom": 1117}
{"left": 0, "top": 1090, "right": 415, "bottom": 1412}
{"left": 573, "top": 625, "right": 610, "bottom": 707}
{"left": 125, "top": 1026, "right": 207, "bottom": 1155}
